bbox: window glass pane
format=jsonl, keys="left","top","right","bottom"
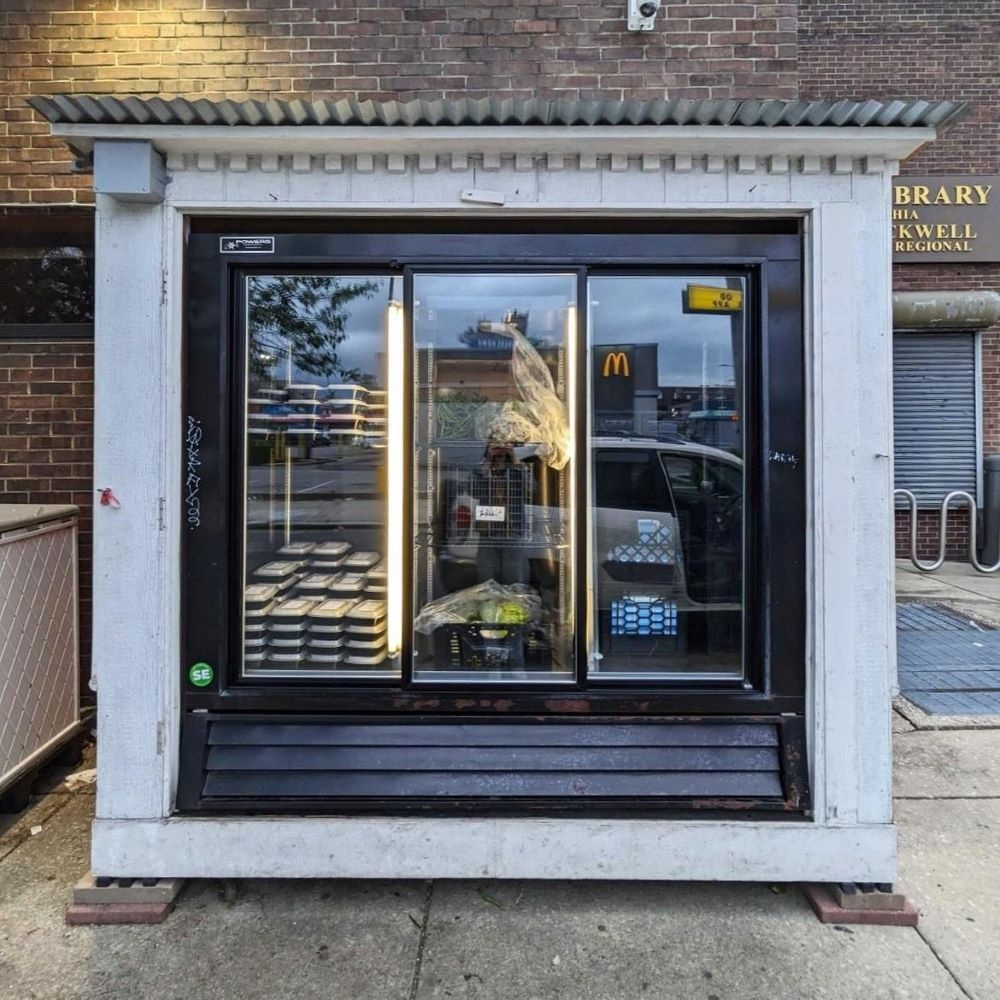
{"left": 587, "top": 275, "right": 745, "bottom": 680}
{"left": 411, "top": 273, "right": 577, "bottom": 682}
{"left": 242, "top": 274, "right": 400, "bottom": 679}
{"left": 0, "top": 211, "right": 94, "bottom": 327}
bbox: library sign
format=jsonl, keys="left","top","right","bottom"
{"left": 893, "top": 176, "right": 1000, "bottom": 262}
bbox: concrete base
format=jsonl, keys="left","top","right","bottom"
{"left": 801, "top": 883, "right": 919, "bottom": 926}
{"left": 90, "top": 816, "right": 898, "bottom": 883}
{"left": 65, "top": 900, "right": 174, "bottom": 925}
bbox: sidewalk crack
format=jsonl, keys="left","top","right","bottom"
{"left": 407, "top": 880, "right": 434, "bottom": 1000}
{"left": 894, "top": 795, "right": 1000, "bottom": 801}
{"left": 915, "top": 923, "right": 975, "bottom": 1000}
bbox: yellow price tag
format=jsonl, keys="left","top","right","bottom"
{"left": 684, "top": 285, "right": 744, "bottom": 314}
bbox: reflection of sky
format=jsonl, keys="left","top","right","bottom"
{"left": 590, "top": 276, "right": 743, "bottom": 388}
{"left": 248, "top": 275, "right": 399, "bottom": 386}
{"left": 247, "top": 274, "right": 742, "bottom": 389}
{"left": 415, "top": 273, "right": 576, "bottom": 347}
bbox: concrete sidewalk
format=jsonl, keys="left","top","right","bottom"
{"left": 896, "top": 558, "right": 1000, "bottom": 626}
{"left": 1, "top": 727, "right": 997, "bottom": 1000}
{"left": 895, "top": 560, "right": 1000, "bottom": 726}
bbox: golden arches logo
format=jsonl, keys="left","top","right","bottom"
{"left": 601, "top": 351, "right": 630, "bottom": 377}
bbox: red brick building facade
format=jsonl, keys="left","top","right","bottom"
{"left": 1, "top": 2, "right": 997, "bottom": 679}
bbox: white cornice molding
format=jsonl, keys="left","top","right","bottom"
{"left": 54, "top": 123, "right": 935, "bottom": 163}
{"left": 155, "top": 150, "right": 898, "bottom": 177}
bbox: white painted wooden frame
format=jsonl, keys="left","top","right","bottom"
{"left": 76, "top": 126, "right": 925, "bottom": 881}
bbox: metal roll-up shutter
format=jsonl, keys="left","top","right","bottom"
{"left": 893, "top": 332, "right": 979, "bottom": 506}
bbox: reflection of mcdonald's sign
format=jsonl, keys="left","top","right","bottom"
{"left": 602, "top": 351, "right": 630, "bottom": 378}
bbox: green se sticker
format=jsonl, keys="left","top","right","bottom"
{"left": 188, "top": 662, "right": 214, "bottom": 687}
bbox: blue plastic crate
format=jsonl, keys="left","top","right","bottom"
{"left": 610, "top": 597, "right": 678, "bottom": 637}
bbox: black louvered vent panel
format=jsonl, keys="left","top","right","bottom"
{"left": 191, "top": 718, "right": 792, "bottom": 804}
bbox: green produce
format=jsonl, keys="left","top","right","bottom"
{"left": 496, "top": 601, "right": 531, "bottom": 624}
{"left": 479, "top": 599, "right": 502, "bottom": 623}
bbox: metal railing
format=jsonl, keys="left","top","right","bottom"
{"left": 895, "top": 489, "right": 1000, "bottom": 573}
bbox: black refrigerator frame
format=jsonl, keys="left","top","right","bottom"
{"left": 177, "top": 219, "right": 809, "bottom": 815}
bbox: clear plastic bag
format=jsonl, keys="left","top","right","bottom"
{"left": 412, "top": 580, "right": 542, "bottom": 634}
{"left": 473, "top": 320, "right": 570, "bottom": 470}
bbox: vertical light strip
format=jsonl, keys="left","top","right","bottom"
{"left": 566, "top": 303, "right": 578, "bottom": 652}
{"left": 284, "top": 340, "right": 293, "bottom": 547}
{"left": 386, "top": 299, "right": 405, "bottom": 658}
{"left": 582, "top": 293, "right": 595, "bottom": 671}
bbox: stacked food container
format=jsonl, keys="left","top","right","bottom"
{"left": 245, "top": 541, "right": 389, "bottom": 674}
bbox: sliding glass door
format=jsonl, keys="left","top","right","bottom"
{"left": 587, "top": 275, "right": 746, "bottom": 682}
{"left": 410, "top": 272, "right": 578, "bottom": 682}
{"left": 231, "top": 267, "right": 753, "bottom": 686}
{"left": 239, "top": 273, "right": 402, "bottom": 679}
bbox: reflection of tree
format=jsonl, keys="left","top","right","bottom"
{"left": 0, "top": 248, "right": 93, "bottom": 324}
{"left": 248, "top": 275, "right": 379, "bottom": 381}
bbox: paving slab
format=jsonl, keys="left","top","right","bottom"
{"left": 0, "top": 794, "right": 425, "bottom": 1000}
{"left": 414, "top": 879, "right": 965, "bottom": 1000}
{"left": 896, "top": 561, "right": 1000, "bottom": 604}
{"left": 897, "top": 798, "right": 1000, "bottom": 1000}
{"left": 895, "top": 565, "right": 975, "bottom": 602}
{"left": 894, "top": 729, "right": 1000, "bottom": 798}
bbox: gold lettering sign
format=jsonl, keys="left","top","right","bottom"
{"left": 602, "top": 351, "right": 630, "bottom": 377}
{"left": 892, "top": 176, "right": 1000, "bottom": 263}
{"left": 684, "top": 285, "right": 744, "bottom": 314}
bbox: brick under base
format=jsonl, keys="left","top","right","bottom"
{"left": 65, "top": 901, "right": 174, "bottom": 925}
{"left": 800, "top": 884, "right": 920, "bottom": 927}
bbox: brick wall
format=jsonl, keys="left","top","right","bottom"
{"left": 800, "top": 2, "right": 1000, "bottom": 560}
{"left": 892, "top": 264, "right": 1000, "bottom": 560}
{"left": 1, "top": 0, "right": 799, "bottom": 207}
{"left": 895, "top": 507, "right": 971, "bottom": 563}
{"left": 0, "top": 1, "right": 997, "bottom": 629}
{"left": 0, "top": 340, "right": 94, "bottom": 677}
{"left": 798, "top": 1, "right": 1000, "bottom": 174}
{"left": 0, "top": 1, "right": 797, "bottom": 692}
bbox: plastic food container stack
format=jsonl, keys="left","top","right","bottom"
{"left": 305, "top": 599, "right": 355, "bottom": 667}
{"left": 265, "top": 596, "right": 316, "bottom": 666}
{"left": 345, "top": 600, "right": 388, "bottom": 667}
{"left": 311, "top": 541, "right": 352, "bottom": 570}
{"left": 254, "top": 560, "right": 305, "bottom": 593}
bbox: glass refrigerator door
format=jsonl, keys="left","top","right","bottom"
{"left": 411, "top": 273, "right": 577, "bottom": 683}
{"left": 241, "top": 274, "right": 402, "bottom": 679}
{"left": 587, "top": 275, "right": 746, "bottom": 682}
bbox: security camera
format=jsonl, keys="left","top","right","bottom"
{"left": 628, "top": 0, "right": 661, "bottom": 31}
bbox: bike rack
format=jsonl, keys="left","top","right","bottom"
{"left": 895, "top": 488, "right": 1000, "bottom": 574}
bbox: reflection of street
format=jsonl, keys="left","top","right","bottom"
{"left": 246, "top": 448, "right": 384, "bottom": 527}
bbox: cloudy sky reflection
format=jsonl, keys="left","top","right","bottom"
{"left": 590, "top": 275, "right": 742, "bottom": 388}
{"left": 249, "top": 273, "right": 743, "bottom": 390}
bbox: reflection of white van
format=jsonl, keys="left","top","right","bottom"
{"left": 442, "top": 436, "right": 743, "bottom": 608}
{"left": 591, "top": 437, "right": 743, "bottom": 610}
